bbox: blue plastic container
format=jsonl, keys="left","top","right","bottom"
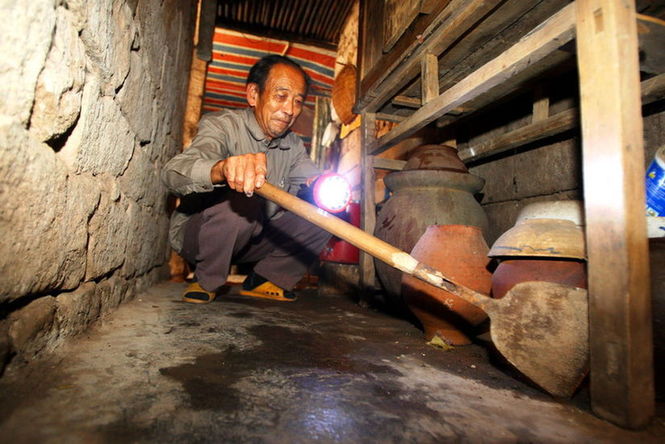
{"left": 646, "top": 146, "right": 665, "bottom": 217}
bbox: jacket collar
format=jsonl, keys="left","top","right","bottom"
{"left": 243, "top": 108, "right": 291, "bottom": 150}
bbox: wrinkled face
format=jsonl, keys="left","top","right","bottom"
{"left": 247, "top": 63, "right": 306, "bottom": 140}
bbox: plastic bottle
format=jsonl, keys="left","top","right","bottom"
{"left": 646, "top": 146, "right": 665, "bottom": 217}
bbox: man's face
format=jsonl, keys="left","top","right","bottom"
{"left": 247, "top": 63, "right": 306, "bottom": 140}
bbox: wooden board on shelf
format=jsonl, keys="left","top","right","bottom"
{"left": 383, "top": 0, "right": 421, "bottom": 52}
{"left": 359, "top": 0, "right": 498, "bottom": 112}
{"left": 458, "top": 73, "right": 665, "bottom": 163}
{"left": 370, "top": 3, "right": 577, "bottom": 155}
{"left": 398, "top": 0, "right": 572, "bottom": 109}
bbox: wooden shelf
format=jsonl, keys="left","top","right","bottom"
{"left": 357, "top": 0, "right": 660, "bottom": 429}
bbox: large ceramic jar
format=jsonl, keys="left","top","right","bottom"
{"left": 374, "top": 146, "right": 489, "bottom": 308}
{"left": 402, "top": 225, "right": 493, "bottom": 346}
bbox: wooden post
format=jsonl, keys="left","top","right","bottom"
{"left": 532, "top": 85, "right": 550, "bottom": 123}
{"left": 576, "top": 0, "right": 654, "bottom": 428}
{"left": 196, "top": 0, "right": 217, "bottom": 62}
{"left": 421, "top": 53, "right": 439, "bottom": 104}
{"left": 360, "top": 113, "right": 377, "bottom": 290}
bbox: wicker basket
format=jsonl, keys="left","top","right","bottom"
{"left": 332, "top": 64, "right": 358, "bottom": 125}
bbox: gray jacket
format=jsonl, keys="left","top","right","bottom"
{"left": 162, "top": 108, "right": 320, "bottom": 253}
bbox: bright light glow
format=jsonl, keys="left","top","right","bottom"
{"left": 313, "top": 173, "right": 351, "bottom": 213}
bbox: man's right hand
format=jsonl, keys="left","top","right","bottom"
{"left": 211, "top": 152, "right": 267, "bottom": 197}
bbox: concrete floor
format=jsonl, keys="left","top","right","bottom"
{"left": 0, "top": 282, "right": 663, "bottom": 443}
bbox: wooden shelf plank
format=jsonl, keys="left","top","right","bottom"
{"left": 459, "top": 107, "right": 577, "bottom": 162}
{"left": 400, "top": 0, "right": 571, "bottom": 108}
{"left": 358, "top": 0, "right": 501, "bottom": 112}
{"left": 370, "top": 3, "right": 576, "bottom": 155}
{"left": 459, "top": 73, "right": 665, "bottom": 163}
{"left": 576, "top": 0, "right": 654, "bottom": 428}
{"left": 375, "top": 112, "right": 407, "bottom": 123}
{"left": 371, "top": 157, "right": 407, "bottom": 171}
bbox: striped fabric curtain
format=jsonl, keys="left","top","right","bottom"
{"left": 204, "top": 29, "right": 336, "bottom": 112}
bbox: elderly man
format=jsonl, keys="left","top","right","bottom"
{"left": 162, "top": 55, "right": 331, "bottom": 303}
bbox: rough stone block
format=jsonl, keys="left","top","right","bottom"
{"left": 122, "top": 203, "right": 169, "bottom": 278}
{"left": 60, "top": 174, "right": 102, "bottom": 290}
{"left": 644, "top": 110, "right": 665, "bottom": 163}
{"left": 55, "top": 282, "right": 100, "bottom": 338}
{"left": 118, "top": 147, "right": 165, "bottom": 209}
{"left": 8, "top": 296, "right": 57, "bottom": 357}
{"left": 470, "top": 139, "right": 582, "bottom": 205}
{"left": 0, "top": 122, "right": 69, "bottom": 301}
{"left": 96, "top": 274, "right": 131, "bottom": 315}
{"left": 30, "top": 7, "right": 86, "bottom": 143}
{"left": 0, "top": 0, "right": 56, "bottom": 124}
{"left": 0, "top": 121, "right": 104, "bottom": 301}
{"left": 85, "top": 180, "right": 130, "bottom": 281}
{"left": 63, "top": 0, "right": 87, "bottom": 32}
{"left": 80, "top": 0, "right": 135, "bottom": 95}
{"left": 117, "top": 51, "right": 157, "bottom": 143}
{"left": 135, "top": 0, "right": 190, "bottom": 93}
{"left": 59, "top": 74, "right": 136, "bottom": 177}
{"left": 0, "top": 323, "right": 11, "bottom": 374}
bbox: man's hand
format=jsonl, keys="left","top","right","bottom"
{"left": 211, "top": 152, "right": 267, "bottom": 196}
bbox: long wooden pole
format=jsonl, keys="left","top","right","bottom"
{"left": 255, "top": 182, "right": 490, "bottom": 308}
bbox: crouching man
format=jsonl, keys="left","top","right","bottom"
{"left": 162, "top": 55, "right": 331, "bottom": 303}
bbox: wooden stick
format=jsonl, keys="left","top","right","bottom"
{"left": 254, "top": 182, "right": 492, "bottom": 310}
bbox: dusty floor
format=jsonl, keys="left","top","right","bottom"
{"left": 0, "top": 281, "right": 663, "bottom": 443}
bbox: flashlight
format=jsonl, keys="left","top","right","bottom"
{"left": 310, "top": 173, "right": 351, "bottom": 213}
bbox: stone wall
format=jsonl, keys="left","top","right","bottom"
{"left": 0, "top": 0, "right": 196, "bottom": 372}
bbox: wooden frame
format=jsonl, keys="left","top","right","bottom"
{"left": 357, "top": 0, "right": 658, "bottom": 428}
{"left": 576, "top": 0, "right": 653, "bottom": 428}
{"left": 359, "top": 113, "right": 378, "bottom": 290}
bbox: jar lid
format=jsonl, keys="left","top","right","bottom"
{"left": 404, "top": 145, "right": 468, "bottom": 173}
{"left": 488, "top": 218, "right": 586, "bottom": 260}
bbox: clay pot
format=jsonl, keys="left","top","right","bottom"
{"left": 488, "top": 218, "right": 586, "bottom": 260}
{"left": 402, "top": 225, "right": 493, "bottom": 345}
{"left": 375, "top": 168, "right": 489, "bottom": 308}
{"left": 403, "top": 145, "right": 468, "bottom": 172}
{"left": 515, "top": 200, "right": 584, "bottom": 226}
{"left": 491, "top": 258, "right": 587, "bottom": 300}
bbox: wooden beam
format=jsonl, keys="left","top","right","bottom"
{"left": 372, "top": 3, "right": 576, "bottom": 155}
{"left": 358, "top": 0, "right": 501, "bottom": 112}
{"left": 196, "top": 0, "right": 217, "bottom": 61}
{"left": 459, "top": 74, "right": 664, "bottom": 163}
{"left": 421, "top": 53, "right": 440, "bottom": 104}
{"left": 376, "top": 112, "right": 407, "bottom": 123}
{"left": 576, "top": 0, "right": 653, "bottom": 429}
{"left": 406, "top": 1, "right": 564, "bottom": 98}
{"left": 392, "top": 95, "right": 421, "bottom": 108}
{"left": 392, "top": 95, "right": 467, "bottom": 115}
{"left": 434, "top": 50, "right": 575, "bottom": 129}
{"left": 360, "top": 113, "right": 378, "bottom": 290}
{"left": 641, "top": 72, "right": 665, "bottom": 103}
{"left": 459, "top": 107, "right": 577, "bottom": 162}
{"left": 371, "top": 157, "right": 407, "bottom": 171}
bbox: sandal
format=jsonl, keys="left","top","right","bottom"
{"left": 239, "top": 272, "right": 297, "bottom": 302}
{"left": 182, "top": 281, "right": 217, "bottom": 304}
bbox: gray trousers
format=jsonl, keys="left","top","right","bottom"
{"left": 180, "top": 190, "right": 331, "bottom": 292}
